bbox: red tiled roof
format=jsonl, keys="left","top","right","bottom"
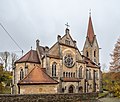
{"left": 61, "top": 78, "right": 81, "bottom": 82}
{"left": 18, "top": 66, "right": 58, "bottom": 85}
{"left": 16, "top": 50, "right": 40, "bottom": 64}
{"left": 87, "top": 15, "right": 95, "bottom": 44}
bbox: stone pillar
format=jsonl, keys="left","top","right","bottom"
{"left": 57, "top": 35, "right": 61, "bottom": 43}
{"left": 36, "top": 39, "right": 40, "bottom": 48}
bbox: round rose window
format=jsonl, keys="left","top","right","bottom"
{"left": 64, "top": 54, "right": 74, "bottom": 68}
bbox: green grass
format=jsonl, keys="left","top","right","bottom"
{"left": 98, "top": 91, "right": 109, "bottom": 98}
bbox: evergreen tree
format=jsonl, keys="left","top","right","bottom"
{"left": 110, "top": 37, "right": 120, "bottom": 71}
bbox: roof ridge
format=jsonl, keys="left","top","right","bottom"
{"left": 26, "top": 50, "right": 32, "bottom": 62}
{"left": 16, "top": 50, "right": 31, "bottom": 63}
{"left": 15, "top": 50, "right": 40, "bottom": 64}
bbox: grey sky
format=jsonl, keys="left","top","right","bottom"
{"left": 0, "top": 0, "right": 119, "bottom": 69}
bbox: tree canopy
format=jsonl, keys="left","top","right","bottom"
{"left": 0, "top": 65, "right": 12, "bottom": 94}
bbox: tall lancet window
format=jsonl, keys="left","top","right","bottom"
{"left": 94, "top": 50, "right": 96, "bottom": 57}
{"left": 95, "top": 71, "right": 98, "bottom": 79}
{"left": 79, "top": 66, "right": 83, "bottom": 78}
{"left": 86, "top": 51, "right": 89, "bottom": 57}
{"left": 52, "top": 62, "right": 57, "bottom": 77}
{"left": 86, "top": 69, "right": 89, "bottom": 79}
{"left": 65, "top": 40, "right": 70, "bottom": 45}
{"left": 20, "top": 69, "right": 24, "bottom": 80}
{"left": 25, "top": 64, "right": 28, "bottom": 76}
{"left": 89, "top": 69, "right": 92, "bottom": 79}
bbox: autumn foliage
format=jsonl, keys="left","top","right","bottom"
{"left": 102, "top": 72, "right": 120, "bottom": 98}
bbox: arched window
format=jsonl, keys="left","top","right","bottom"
{"left": 86, "top": 51, "right": 89, "bottom": 57}
{"left": 95, "top": 71, "right": 98, "bottom": 79}
{"left": 52, "top": 62, "right": 56, "bottom": 77}
{"left": 25, "top": 64, "right": 28, "bottom": 76}
{"left": 94, "top": 59, "right": 96, "bottom": 63}
{"left": 65, "top": 40, "right": 70, "bottom": 45}
{"left": 63, "top": 72, "right": 65, "bottom": 77}
{"left": 66, "top": 72, "right": 68, "bottom": 77}
{"left": 94, "top": 50, "right": 96, "bottom": 57}
{"left": 69, "top": 72, "right": 70, "bottom": 77}
{"left": 86, "top": 69, "right": 89, "bottom": 79}
{"left": 79, "top": 66, "right": 83, "bottom": 78}
{"left": 20, "top": 69, "right": 24, "bottom": 80}
{"left": 71, "top": 73, "right": 73, "bottom": 77}
{"left": 89, "top": 69, "right": 92, "bottom": 79}
{"left": 73, "top": 73, "right": 75, "bottom": 77}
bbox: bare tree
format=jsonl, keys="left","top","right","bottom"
{"left": 11, "top": 53, "right": 18, "bottom": 68}
{"left": 0, "top": 52, "right": 18, "bottom": 71}
{"left": 0, "top": 51, "right": 10, "bottom": 71}
{"left": 110, "top": 37, "right": 120, "bottom": 71}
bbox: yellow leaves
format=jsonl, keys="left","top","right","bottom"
{"left": 102, "top": 72, "right": 120, "bottom": 98}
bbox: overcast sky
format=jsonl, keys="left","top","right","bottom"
{"left": 0, "top": 0, "right": 119, "bottom": 70}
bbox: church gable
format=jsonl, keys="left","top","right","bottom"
{"left": 60, "top": 28, "right": 76, "bottom": 48}
{"left": 48, "top": 28, "right": 77, "bottom": 58}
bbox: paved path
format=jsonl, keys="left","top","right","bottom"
{"left": 99, "top": 97, "right": 120, "bottom": 102}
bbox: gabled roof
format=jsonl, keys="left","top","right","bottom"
{"left": 15, "top": 50, "right": 40, "bottom": 64}
{"left": 18, "top": 66, "right": 58, "bottom": 85}
{"left": 87, "top": 15, "right": 95, "bottom": 44}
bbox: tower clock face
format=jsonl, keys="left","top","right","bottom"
{"left": 64, "top": 54, "right": 74, "bottom": 68}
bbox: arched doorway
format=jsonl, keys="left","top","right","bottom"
{"left": 68, "top": 85, "right": 74, "bottom": 93}
{"left": 79, "top": 86, "right": 83, "bottom": 93}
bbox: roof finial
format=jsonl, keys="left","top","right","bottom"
{"left": 65, "top": 22, "right": 70, "bottom": 29}
{"left": 22, "top": 50, "right": 23, "bottom": 56}
{"left": 65, "top": 22, "right": 70, "bottom": 34}
{"left": 89, "top": 9, "right": 91, "bottom": 17}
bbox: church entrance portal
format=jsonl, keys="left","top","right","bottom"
{"left": 68, "top": 85, "right": 74, "bottom": 93}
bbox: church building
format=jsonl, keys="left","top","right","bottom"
{"left": 12, "top": 14, "right": 102, "bottom": 94}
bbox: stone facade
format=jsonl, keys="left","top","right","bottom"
{"left": 12, "top": 15, "right": 102, "bottom": 94}
{"left": 19, "top": 84, "right": 58, "bottom": 94}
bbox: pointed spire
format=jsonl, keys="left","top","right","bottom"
{"left": 87, "top": 10, "right": 95, "bottom": 44}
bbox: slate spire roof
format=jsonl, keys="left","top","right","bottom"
{"left": 18, "top": 66, "right": 58, "bottom": 85}
{"left": 87, "top": 13, "right": 95, "bottom": 44}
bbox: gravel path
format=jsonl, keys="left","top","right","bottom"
{"left": 99, "top": 97, "right": 120, "bottom": 102}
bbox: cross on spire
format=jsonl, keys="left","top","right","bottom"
{"left": 89, "top": 9, "right": 91, "bottom": 16}
{"left": 65, "top": 22, "right": 70, "bottom": 29}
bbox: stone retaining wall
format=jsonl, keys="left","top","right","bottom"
{"left": 0, "top": 93, "right": 98, "bottom": 102}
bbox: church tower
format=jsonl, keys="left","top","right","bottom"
{"left": 83, "top": 12, "right": 99, "bottom": 65}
